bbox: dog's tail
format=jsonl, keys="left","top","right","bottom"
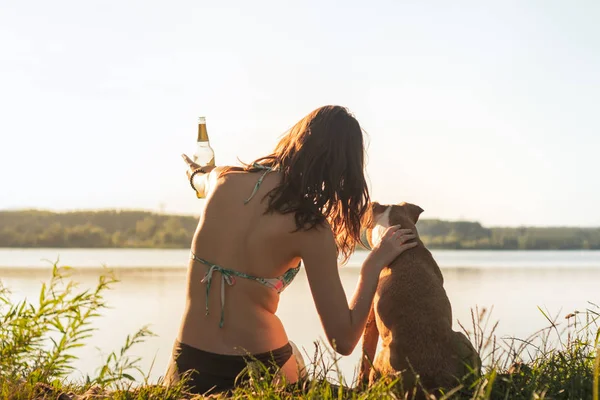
{"left": 358, "top": 304, "right": 379, "bottom": 385}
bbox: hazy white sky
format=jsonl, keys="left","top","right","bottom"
{"left": 1, "top": 0, "right": 598, "bottom": 226}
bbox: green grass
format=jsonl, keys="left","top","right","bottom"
{"left": 1, "top": 264, "right": 598, "bottom": 399}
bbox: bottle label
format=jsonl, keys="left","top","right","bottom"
{"left": 197, "top": 123, "right": 209, "bottom": 141}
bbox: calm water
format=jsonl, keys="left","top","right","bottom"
{"left": 1, "top": 248, "right": 600, "bottom": 385}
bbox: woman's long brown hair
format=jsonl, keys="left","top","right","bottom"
{"left": 221, "top": 105, "right": 371, "bottom": 263}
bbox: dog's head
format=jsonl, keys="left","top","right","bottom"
{"left": 362, "top": 201, "right": 424, "bottom": 249}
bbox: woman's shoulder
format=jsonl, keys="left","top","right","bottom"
{"left": 296, "top": 218, "right": 335, "bottom": 245}
{"left": 294, "top": 219, "right": 339, "bottom": 265}
{"left": 209, "top": 165, "right": 246, "bottom": 182}
{"left": 212, "top": 165, "right": 241, "bottom": 176}
{"left": 202, "top": 166, "right": 239, "bottom": 196}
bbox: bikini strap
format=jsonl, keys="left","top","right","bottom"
{"left": 192, "top": 251, "right": 285, "bottom": 328}
{"left": 192, "top": 253, "right": 236, "bottom": 328}
{"left": 243, "top": 163, "right": 276, "bottom": 205}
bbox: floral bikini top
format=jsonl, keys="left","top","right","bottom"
{"left": 190, "top": 163, "right": 301, "bottom": 328}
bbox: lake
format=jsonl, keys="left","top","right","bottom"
{"left": 1, "top": 248, "right": 599, "bottom": 385}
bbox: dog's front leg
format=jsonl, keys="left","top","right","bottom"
{"left": 358, "top": 303, "right": 379, "bottom": 385}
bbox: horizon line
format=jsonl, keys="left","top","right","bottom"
{"left": 3, "top": 207, "right": 600, "bottom": 230}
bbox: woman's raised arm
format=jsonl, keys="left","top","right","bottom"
{"left": 299, "top": 224, "right": 417, "bottom": 355}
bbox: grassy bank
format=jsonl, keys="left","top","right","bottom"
{"left": 1, "top": 264, "right": 598, "bottom": 399}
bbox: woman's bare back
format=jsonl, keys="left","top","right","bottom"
{"left": 177, "top": 169, "right": 302, "bottom": 356}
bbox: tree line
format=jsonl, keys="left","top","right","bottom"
{"left": 1, "top": 209, "right": 599, "bottom": 250}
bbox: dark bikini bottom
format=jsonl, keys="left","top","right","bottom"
{"left": 166, "top": 340, "right": 293, "bottom": 395}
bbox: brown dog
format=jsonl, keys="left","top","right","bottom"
{"left": 358, "top": 202, "right": 481, "bottom": 393}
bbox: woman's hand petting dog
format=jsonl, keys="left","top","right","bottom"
{"left": 370, "top": 226, "right": 418, "bottom": 269}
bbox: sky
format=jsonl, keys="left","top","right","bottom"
{"left": 1, "top": 0, "right": 599, "bottom": 227}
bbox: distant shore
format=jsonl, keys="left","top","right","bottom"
{"left": 2, "top": 209, "right": 600, "bottom": 250}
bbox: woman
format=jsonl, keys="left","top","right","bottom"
{"left": 164, "top": 105, "right": 417, "bottom": 394}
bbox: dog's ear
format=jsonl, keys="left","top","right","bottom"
{"left": 404, "top": 203, "right": 424, "bottom": 224}
{"left": 371, "top": 201, "right": 387, "bottom": 215}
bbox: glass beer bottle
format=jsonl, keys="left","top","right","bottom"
{"left": 193, "top": 117, "right": 215, "bottom": 167}
{"left": 191, "top": 117, "right": 215, "bottom": 199}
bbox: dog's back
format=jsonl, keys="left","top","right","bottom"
{"left": 360, "top": 203, "right": 480, "bottom": 392}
